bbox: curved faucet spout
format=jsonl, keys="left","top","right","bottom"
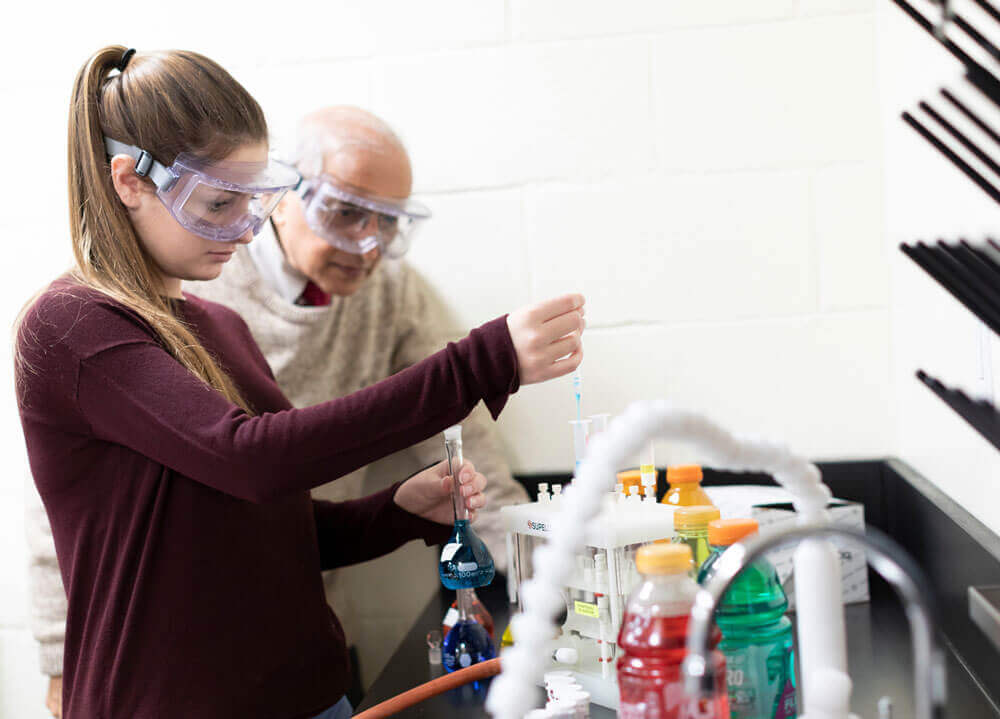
{"left": 683, "top": 524, "right": 948, "bottom": 719}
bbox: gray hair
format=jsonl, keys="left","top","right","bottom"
{"left": 291, "top": 107, "right": 407, "bottom": 179}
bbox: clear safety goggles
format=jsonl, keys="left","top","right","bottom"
{"left": 297, "top": 176, "right": 431, "bottom": 259}
{"left": 105, "top": 138, "right": 300, "bottom": 242}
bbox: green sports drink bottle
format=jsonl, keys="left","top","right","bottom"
{"left": 698, "top": 518, "right": 797, "bottom": 719}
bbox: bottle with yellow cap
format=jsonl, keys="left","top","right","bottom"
{"left": 671, "top": 504, "right": 721, "bottom": 571}
{"left": 617, "top": 543, "right": 729, "bottom": 718}
{"left": 662, "top": 465, "right": 715, "bottom": 508}
{"left": 698, "top": 519, "right": 796, "bottom": 719}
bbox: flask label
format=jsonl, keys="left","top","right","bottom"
{"left": 441, "top": 543, "right": 461, "bottom": 561}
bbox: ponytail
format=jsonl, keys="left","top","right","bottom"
{"left": 17, "top": 45, "right": 267, "bottom": 413}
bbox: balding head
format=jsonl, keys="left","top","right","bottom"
{"left": 293, "top": 106, "right": 413, "bottom": 199}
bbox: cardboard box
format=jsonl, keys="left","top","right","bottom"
{"left": 752, "top": 500, "right": 870, "bottom": 607}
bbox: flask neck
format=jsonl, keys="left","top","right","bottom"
{"left": 446, "top": 438, "right": 468, "bottom": 521}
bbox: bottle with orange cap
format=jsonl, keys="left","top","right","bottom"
{"left": 671, "top": 504, "right": 721, "bottom": 571}
{"left": 698, "top": 519, "right": 796, "bottom": 719}
{"left": 662, "top": 465, "right": 715, "bottom": 508}
{"left": 616, "top": 469, "right": 643, "bottom": 500}
{"left": 616, "top": 543, "right": 729, "bottom": 719}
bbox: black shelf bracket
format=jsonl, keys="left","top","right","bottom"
{"left": 917, "top": 370, "right": 1000, "bottom": 451}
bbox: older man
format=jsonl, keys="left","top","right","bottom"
{"left": 27, "top": 106, "right": 530, "bottom": 715}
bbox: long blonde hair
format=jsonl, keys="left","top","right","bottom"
{"left": 20, "top": 46, "right": 268, "bottom": 412}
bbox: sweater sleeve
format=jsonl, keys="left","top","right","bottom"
{"left": 24, "top": 476, "right": 66, "bottom": 676}
{"left": 311, "top": 483, "right": 451, "bottom": 571}
{"left": 22, "top": 292, "right": 519, "bottom": 504}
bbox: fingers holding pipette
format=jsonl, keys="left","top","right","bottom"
{"left": 507, "top": 293, "right": 586, "bottom": 385}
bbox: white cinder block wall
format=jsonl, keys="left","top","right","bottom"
{"left": 0, "top": 1, "right": 893, "bottom": 716}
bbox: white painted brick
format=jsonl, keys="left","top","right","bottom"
{"left": 406, "top": 189, "right": 531, "bottom": 333}
{"left": 524, "top": 171, "right": 815, "bottom": 326}
{"left": 235, "top": 61, "right": 373, "bottom": 159}
{"left": 138, "top": 0, "right": 505, "bottom": 67}
{"left": 371, "top": 40, "right": 656, "bottom": 191}
{"left": 513, "top": 0, "right": 795, "bottom": 42}
{"left": 0, "top": 628, "right": 50, "bottom": 719}
{"left": 814, "top": 163, "right": 889, "bottom": 311}
{"left": 501, "top": 310, "right": 892, "bottom": 471}
{"left": 497, "top": 374, "right": 581, "bottom": 472}
{"left": 800, "top": 0, "right": 876, "bottom": 14}
{"left": 654, "top": 15, "right": 880, "bottom": 171}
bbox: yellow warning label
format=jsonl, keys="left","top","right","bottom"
{"left": 574, "top": 600, "right": 599, "bottom": 618}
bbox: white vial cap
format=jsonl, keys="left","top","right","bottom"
{"left": 553, "top": 647, "right": 579, "bottom": 664}
{"left": 443, "top": 425, "right": 462, "bottom": 441}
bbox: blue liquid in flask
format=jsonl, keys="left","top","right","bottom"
{"left": 439, "top": 425, "right": 495, "bottom": 590}
{"left": 442, "top": 589, "right": 496, "bottom": 677}
{"left": 439, "top": 519, "right": 495, "bottom": 589}
{"left": 443, "top": 619, "right": 496, "bottom": 674}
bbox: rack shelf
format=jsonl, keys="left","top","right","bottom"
{"left": 916, "top": 370, "right": 1000, "bottom": 452}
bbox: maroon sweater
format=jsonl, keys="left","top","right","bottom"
{"left": 15, "top": 278, "right": 519, "bottom": 719}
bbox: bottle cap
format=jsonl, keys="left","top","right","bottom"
{"left": 673, "top": 505, "right": 721, "bottom": 530}
{"left": 443, "top": 425, "right": 462, "bottom": 441}
{"left": 636, "top": 543, "right": 692, "bottom": 574}
{"left": 708, "top": 518, "right": 759, "bottom": 546}
{"left": 617, "top": 469, "right": 642, "bottom": 484}
{"left": 667, "top": 465, "right": 703, "bottom": 484}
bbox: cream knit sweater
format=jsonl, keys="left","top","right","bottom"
{"left": 25, "top": 242, "right": 527, "bottom": 682}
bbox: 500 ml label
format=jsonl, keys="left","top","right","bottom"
{"left": 455, "top": 562, "right": 480, "bottom": 578}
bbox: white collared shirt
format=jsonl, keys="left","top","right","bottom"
{"left": 247, "top": 220, "right": 309, "bottom": 304}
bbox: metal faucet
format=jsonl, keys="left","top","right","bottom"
{"left": 682, "top": 524, "right": 949, "bottom": 719}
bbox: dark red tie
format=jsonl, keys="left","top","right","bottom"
{"left": 299, "top": 281, "right": 331, "bottom": 307}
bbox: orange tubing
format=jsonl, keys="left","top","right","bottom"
{"left": 352, "top": 657, "right": 502, "bottom": 719}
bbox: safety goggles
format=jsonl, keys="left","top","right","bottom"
{"left": 105, "top": 138, "right": 301, "bottom": 242}
{"left": 297, "top": 176, "right": 431, "bottom": 259}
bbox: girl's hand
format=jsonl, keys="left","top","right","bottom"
{"left": 507, "top": 294, "right": 585, "bottom": 385}
{"left": 393, "top": 459, "right": 487, "bottom": 525}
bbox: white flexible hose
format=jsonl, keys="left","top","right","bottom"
{"left": 485, "top": 400, "right": 832, "bottom": 719}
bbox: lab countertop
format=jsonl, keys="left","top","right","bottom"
{"left": 356, "top": 577, "right": 999, "bottom": 718}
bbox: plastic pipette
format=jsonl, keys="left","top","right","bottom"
{"left": 572, "top": 370, "right": 583, "bottom": 420}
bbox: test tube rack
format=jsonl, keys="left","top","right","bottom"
{"left": 500, "top": 489, "right": 677, "bottom": 710}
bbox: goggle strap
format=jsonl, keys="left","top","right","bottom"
{"left": 104, "top": 138, "right": 177, "bottom": 192}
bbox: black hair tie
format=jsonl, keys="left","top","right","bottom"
{"left": 117, "top": 48, "right": 136, "bottom": 72}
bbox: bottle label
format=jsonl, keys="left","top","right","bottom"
{"left": 724, "top": 638, "right": 796, "bottom": 719}
{"left": 442, "top": 607, "right": 459, "bottom": 629}
{"left": 574, "top": 600, "right": 599, "bottom": 618}
{"left": 619, "top": 680, "right": 719, "bottom": 719}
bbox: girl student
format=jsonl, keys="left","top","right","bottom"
{"left": 14, "top": 46, "right": 584, "bottom": 719}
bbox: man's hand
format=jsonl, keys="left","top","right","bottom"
{"left": 506, "top": 294, "right": 585, "bottom": 385}
{"left": 46, "top": 676, "right": 62, "bottom": 717}
{"left": 393, "top": 459, "right": 487, "bottom": 525}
